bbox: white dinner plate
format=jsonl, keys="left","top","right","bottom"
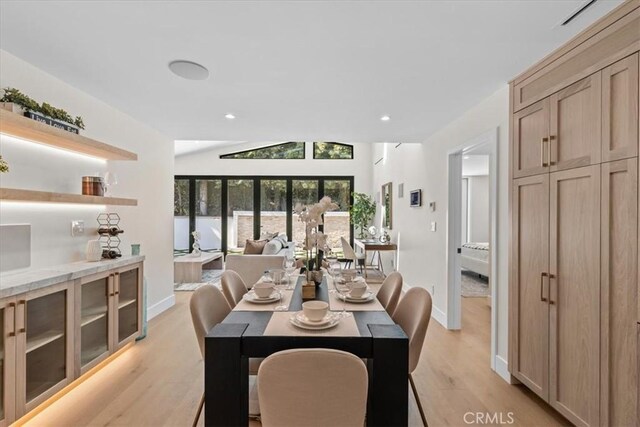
{"left": 290, "top": 312, "right": 340, "bottom": 330}
{"left": 243, "top": 291, "right": 281, "bottom": 304}
{"left": 293, "top": 311, "right": 332, "bottom": 327}
{"left": 336, "top": 291, "right": 375, "bottom": 303}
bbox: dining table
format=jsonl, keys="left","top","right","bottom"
{"left": 204, "top": 274, "right": 409, "bottom": 426}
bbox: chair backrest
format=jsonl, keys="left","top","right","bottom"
{"left": 340, "top": 237, "right": 357, "bottom": 261}
{"left": 392, "top": 287, "right": 432, "bottom": 373}
{"left": 377, "top": 271, "right": 403, "bottom": 316}
{"left": 225, "top": 254, "right": 286, "bottom": 287}
{"left": 189, "top": 285, "right": 231, "bottom": 357}
{"left": 258, "top": 348, "right": 368, "bottom": 427}
{"left": 221, "top": 270, "right": 248, "bottom": 307}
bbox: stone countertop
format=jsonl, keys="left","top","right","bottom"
{"left": 0, "top": 255, "right": 145, "bottom": 299}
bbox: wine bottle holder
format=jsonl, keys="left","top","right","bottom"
{"left": 97, "top": 212, "right": 122, "bottom": 258}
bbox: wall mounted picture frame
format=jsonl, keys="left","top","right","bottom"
{"left": 410, "top": 189, "right": 422, "bottom": 207}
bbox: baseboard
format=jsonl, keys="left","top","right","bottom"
{"left": 431, "top": 304, "right": 447, "bottom": 327}
{"left": 494, "top": 355, "right": 512, "bottom": 383}
{"left": 147, "top": 294, "right": 176, "bottom": 320}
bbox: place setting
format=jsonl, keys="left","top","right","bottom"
{"left": 234, "top": 272, "right": 293, "bottom": 311}
{"left": 327, "top": 267, "right": 385, "bottom": 312}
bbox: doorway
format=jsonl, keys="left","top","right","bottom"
{"left": 446, "top": 128, "right": 499, "bottom": 371}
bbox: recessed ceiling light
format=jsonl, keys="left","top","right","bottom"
{"left": 168, "top": 60, "right": 209, "bottom": 80}
{"left": 225, "top": 113, "right": 236, "bottom": 120}
{"left": 380, "top": 115, "right": 391, "bottom": 122}
{"left": 463, "top": 155, "right": 470, "bottom": 160}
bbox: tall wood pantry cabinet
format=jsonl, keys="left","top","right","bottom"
{"left": 509, "top": 2, "right": 640, "bottom": 427}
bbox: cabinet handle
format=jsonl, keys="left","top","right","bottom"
{"left": 540, "top": 273, "right": 548, "bottom": 302}
{"left": 548, "top": 274, "right": 556, "bottom": 305}
{"left": 18, "top": 300, "right": 26, "bottom": 333}
{"left": 8, "top": 302, "right": 16, "bottom": 337}
{"left": 549, "top": 135, "right": 556, "bottom": 166}
{"left": 541, "top": 137, "right": 549, "bottom": 167}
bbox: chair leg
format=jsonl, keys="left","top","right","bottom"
{"left": 193, "top": 392, "right": 205, "bottom": 427}
{"left": 409, "top": 373, "right": 428, "bottom": 427}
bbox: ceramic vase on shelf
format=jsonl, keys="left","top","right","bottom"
{"left": 86, "top": 240, "right": 102, "bottom": 262}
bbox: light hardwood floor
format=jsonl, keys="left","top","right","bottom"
{"left": 21, "top": 293, "right": 569, "bottom": 427}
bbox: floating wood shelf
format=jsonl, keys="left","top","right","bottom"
{"left": 0, "top": 188, "right": 138, "bottom": 206}
{"left": 0, "top": 108, "right": 138, "bottom": 161}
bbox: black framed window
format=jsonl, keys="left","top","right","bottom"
{"left": 313, "top": 142, "right": 354, "bottom": 159}
{"left": 174, "top": 176, "right": 354, "bottom": 256}
{"left": 220, "top": 142, "right": 305, "bottom": 159}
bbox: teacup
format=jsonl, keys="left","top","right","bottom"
{"left": 254, "top": 282, "right": 275, "bottom": 298}
{"left": 302, "top": 300, "right": 329, "bottom": 322}
{"left": 349, "top": 281, "right": 368, "bottom": 298}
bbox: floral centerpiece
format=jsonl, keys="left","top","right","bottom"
{"left": 294, "top": 196, "right": 338, "bottom": 285}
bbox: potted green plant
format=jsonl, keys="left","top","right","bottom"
{"left": 1, "top": 87, "right": 85, "bottom": 133}
{"left": 350, "top": 192, "right": 376, "bottom": 239}
{"left": 0, "top": 155, "right": 8, "bottom": 173}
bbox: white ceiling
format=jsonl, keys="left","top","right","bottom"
{"left": 0, "top": 0, "right": 624, "bottom": 144}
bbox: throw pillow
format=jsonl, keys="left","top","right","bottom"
{"left": 262, "top": 239, "right": 283, "bottom": 255}
{"left": 244, "top": 239, "right": 268, "bottom": 254}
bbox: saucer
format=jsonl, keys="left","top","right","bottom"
{"left": 337, "top": 290, "right": 375, "bottom": 303}
{"left": 290, "top": 312, "right": 340, "bottom": 330}
{"left": 243, "top": 291, "right": 281, "bottom": 304}
{"left": 294, "top": 311, "right": 332, "bottom": 326}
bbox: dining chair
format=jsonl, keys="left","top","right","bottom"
{"left": 189, "top": 285, "right": 231, "bottom": 427}
{"left": 189, "top": 285, "right": 261, "bottom": 426}
{"left": 392, "top": 287, "right": 432, "bottom": 427}
{"left": 340, "top": 237, "right": 365, "bottom": 273}
{"left": 221, "top": 270, "right": 248, "bottom": 308}
{"left": 257, "top": 348, "right": 368, "bottom": 427}
{"left": 376, "top": 271, "right": 403, "bottom": 316}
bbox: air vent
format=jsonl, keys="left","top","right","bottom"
{"left": 561, "top": 0, "right": 598, "bottom": 26}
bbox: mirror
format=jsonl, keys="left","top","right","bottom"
{"left": 381, "top": 182, "right": 392, "bottom": 229}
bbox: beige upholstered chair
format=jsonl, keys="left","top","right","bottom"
{"left": 189, "top": 285, "right": 261, "bottom": 426}
{"left": 376, "top": 271, "right": 403, "bottom": 316}
{"left": 221, "top": 270, "right": 248, "bottom": 308}
{"left": 189, "top": 285, "right": 231, "bottom": 427}
{"left": 257, "top": 348, "right": 368, "bottom": 427}
{"left": 392, "top": 287, "right": 432, "bottom": 427}
{"left": 340, "top": 237, "right": 365, "bottom": 272}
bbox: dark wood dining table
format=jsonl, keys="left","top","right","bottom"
{"left": 204, "top": 276, "right": 409, "bottom": 426}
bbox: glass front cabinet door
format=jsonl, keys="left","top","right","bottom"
{"left": 0, "top": 298, "right": 17, "bottom": 427}
{"left": 15, "top": 282, "right": 74, "bottom": 419}
{"left": 114, "top": 264, "right": 142, "bottom": 348}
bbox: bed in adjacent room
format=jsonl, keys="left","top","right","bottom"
{"left": 461, "top": 242, "right": 489, "bottom": 277}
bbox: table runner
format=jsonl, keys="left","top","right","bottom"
{"left": 263, "top": 311, "right": 360, "bottom": 337}
{"left": 232, "top": 289, "right": 294, "bottom": 311}
{"left": 326, "top": 276, "right": 385, "bottom": 311}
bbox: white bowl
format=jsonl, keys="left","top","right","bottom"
{"left": 349, "top": 281, "right": 367, "bottom": 298}
{"left": 254, "top": 282, "right": 275, "bottom": 298}
{"left": 302, "top": 300, "right": 329, "bottom": 322}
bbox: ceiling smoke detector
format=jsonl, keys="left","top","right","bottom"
{"left": 168, "top": 60, "right": 209, "bottom": 80}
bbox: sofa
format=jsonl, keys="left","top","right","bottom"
{"left": 225, "top": 234, "right": 294, "bottom": 287}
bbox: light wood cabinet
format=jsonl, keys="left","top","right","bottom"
{"left": 600, "top": 158, "right": 638, "bottom": 426}
{"left": 549, "top": 74, "right": 602, "bottom": 172}
{"left": 74, "top": 263, "right": 143, "bottom": 375}
{"left": 513, "top": 99, "right": 550, "bottom": 178}
{"left": 548, "top": 166, "right": 601, "bottom": 427}
{"left": 510, "top": 175, "right": 549, "bottom": 399}
{"left": 0, "top": 300, "right": 16, "bottom": 427}
{"left": 602, "top": 53, "right": 639, "bottom": 163}
{"left": 510, "top": 5, "right": 640, "bottom": 424}
{"left": 1, "top": 260, "right": 143, "bottom": 425}
{"left": 14, "top": 283, "right": 75, "bottom": 418}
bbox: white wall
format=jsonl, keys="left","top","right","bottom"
{"left": 175, "top": 141, "right": 372, "bottom": 194}
{"left": 0, "top": 50, "right": 175, "bottom": 318}
{"left": 371, "top": 85, "right": 510, "bottom": 368}
{"left": 467, "top": 175, "right": 489, "bottom": 243}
